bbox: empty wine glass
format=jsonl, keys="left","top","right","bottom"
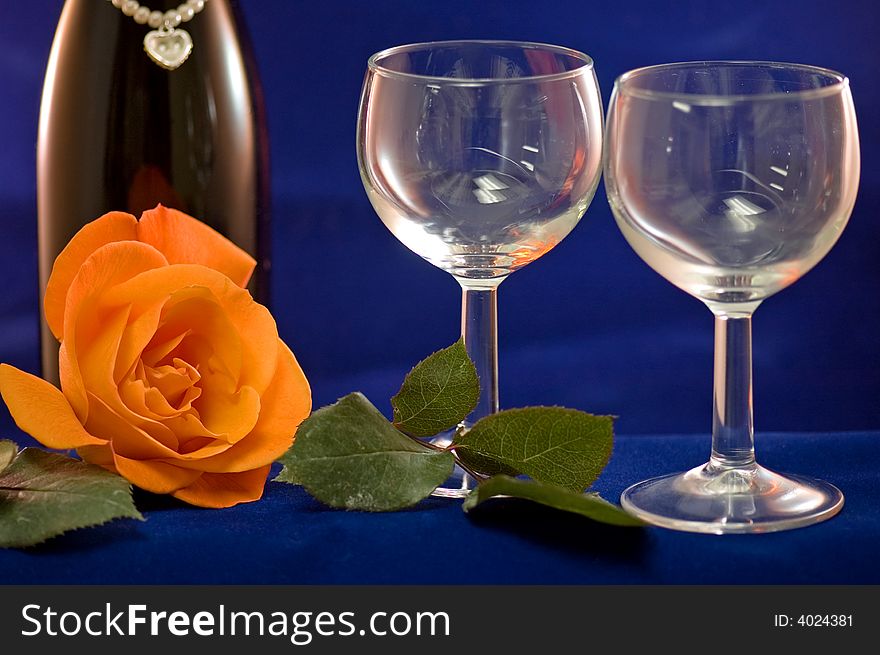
{"left": 605, "top": 61, "right": 860, "bottom": 533}
{"left": 357, "top": 40, "right": 603, "bottom": 496}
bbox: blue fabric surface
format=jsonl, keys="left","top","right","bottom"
{"left": 1, "top": 1, "right": 879, "bottom": 583}
{"left": 1, "top": 430, "right": 878, "bottom": 584}
{"left": 2, "top": 1, "right": 880, "bottom": 434}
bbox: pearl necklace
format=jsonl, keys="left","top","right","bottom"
{"left": 108, "top": 0, "right": 210, "bottom": 70}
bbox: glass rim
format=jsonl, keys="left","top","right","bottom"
{"left": 614, "top": 60, "right": 850, "bottom": 104}
{"left": 367, "top": 39, "right": 594, "bottom": 85}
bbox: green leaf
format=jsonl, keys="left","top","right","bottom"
{"left": 391, "top": 339, "right": 479, "bottom": 437}
{"left": 453, "top": 407, "right": 614, "bottom": 491}
{"left": 275, "top": 392, "right": 455, "bottom": 511}
{"left": 0, "top": 448, "right": 144, "bottom": 548}
{"left": 463, "top": 475, "right": 644, "bottom": 527}
{"left": 0, "top": 440, "right": 16, "bottom": 474}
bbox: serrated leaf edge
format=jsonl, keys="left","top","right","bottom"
{"left": 390, "top": 338, "right": 479, "bottom": 437}
{"left": 0, "top": 448, "right": 145, "bottom": 549}
{"left": 272, "top": 393, "right": 454, "bottom": 511}
{"left": 452, "top": 407, "right": 616, "bottom": 488}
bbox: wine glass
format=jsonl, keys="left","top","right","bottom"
{"left": 605, "top": 61, "right": 860, "bottom": 533}
{"left": 357, "top": 40, "right": 604, "bottom": 496}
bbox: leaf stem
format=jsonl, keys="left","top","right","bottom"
{"left": 450, "top": 454, "right": 487, "bottom": 486}
{"left": 396, "top": 424, "right": 485, "bottom": 484}
{"left": 402, "top": 433, "right": 447, "bottom": 452}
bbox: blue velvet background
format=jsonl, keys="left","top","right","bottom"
{"left": 0, "top": 0, "right": 878, "bottom": 583}
{"left": 1, "top": 432, "right": 879, "bottom": 584}
{"left": 2, "top": 0, "right": 880, "bottom": 433}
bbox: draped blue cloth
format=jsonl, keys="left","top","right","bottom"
{"left": 1, "top": 0, "right": 878, "bottom": 583}
{"left": 1, "top": 431, "right": 878, "bottom": 584}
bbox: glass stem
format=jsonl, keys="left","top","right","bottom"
{"left": 460, "top": 285, "right": 499, "bottom": 424}
{"left": 710, "top": 312, "right": 756, "bottom": 468}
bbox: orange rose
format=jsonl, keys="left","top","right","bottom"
{"left": 0, "top": 205, "right": 311, "bottom": 508}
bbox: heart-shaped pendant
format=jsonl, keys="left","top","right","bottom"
{"left": 143, "top": 28, "right": 193, "bottom": 71}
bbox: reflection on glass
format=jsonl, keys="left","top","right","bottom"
{"left": 358, "top": 41, "right": 604, "bottom": 496}
{"left": 606, "top": 61, "right": 860, "bottom": 533}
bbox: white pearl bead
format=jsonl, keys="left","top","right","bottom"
{"left": 112, "top": 0, "right": 206, "bottom": 27}
{"left": 164, "top": 9, "right": 182, "bottom": 27}
{"left": 134, "top": 6, "right": 150, "bottom": 23}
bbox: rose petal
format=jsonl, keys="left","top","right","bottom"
{"left": 104, "top": 265, "right": 279, "bottom": 393}
{"left": 77, "top": 303, "right": 131, "bottom": 405}
{"left": 163, "top": 413, "right": 223, "bottom": 443}
{"left": 148, "top": 286, "right": 243, "bottom": 386}
{"left": 63, "top": 241, "right": 169, "bottom": 350}
{"left": 118, "top": 357, "right": 199, "bottom": 422}
{"left": 58, "top": 341, "right": 88, "bottom": 422}
{"left": 113, "top": 452, "right": 203, "bottom": 494}
{"left": 178, "top": 342, "right": 310, "bottom": 472}
{"left": 43, "top": 211, "right": 139, "bottom": 340}
{"left": 98, "top": 378, "right": 182, "bottom": 451}
{"left": 60, "top": 241, "right": 169, "bottom": 422}
{"left": 76, "top": 443, "right": 115, "bottom": 469}
{"left": 76, "top": 305, "right": 187, "bottom": 442}
{"left": 126, "top": 359, "right": 201, "bottom": 418}
{"left": 146, "top": 359, "right": 201, "bottom": 409}
{"left": 250, "top": 341, "right": 311, "bottom": 443}
{"left": 140, "top": 329, "right": 190, "bottom": 369}
{"left": 86, "top": 391, "right": 235, "bottom": 463}
{"left": 0, "top": 364, "right": 106, "bottom": 449}
{"left": 138, "top": 205, "right": 256, "bottom": 288}
{"left": 195, "top": 380, "right": 261, "bottom": 444}
{"left": 119, "top": 376, "right": 165, "bottom": 421}
{"left": 85, "top": 392, "right": 183, "bottom": 458}
{"left": 114, "top": 301, "right": 164, "bottom": 384}
{"left": 171, "top": 465, "right": 271, "bottom": 508}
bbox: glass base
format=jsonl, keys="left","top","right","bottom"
{"left": 428, "top": 429, "right": 477, "bottom": 499}
{"left": 620, "top": 461, "right": 843, "bottom": 534}
{"left": 431, "top": 463, "right": 477, "bottom": 499}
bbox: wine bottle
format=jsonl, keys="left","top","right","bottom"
{"left": 37, "top": 0, "right": 269, "bottom": 382}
